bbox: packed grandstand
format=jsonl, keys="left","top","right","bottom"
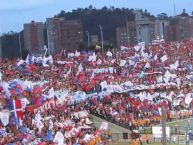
{"left": 0, "top": 40, "right": 193, "bottom": 144}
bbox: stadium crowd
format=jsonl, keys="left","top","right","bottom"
{"left": 0, "top": 39, "right": 193, "bottom": 144}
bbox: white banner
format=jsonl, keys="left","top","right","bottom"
{"left": 152, "top": 126, "right": 170, "bottom": 138}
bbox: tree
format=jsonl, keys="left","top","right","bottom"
{"left": 183, "top": 8, "right": 186, "bottom": 13}
{"left": 88, "top": 5, "right": 93, "bottom": 10}
{"left": 102, "top": 6, "right": 108, "bottom": 11}
{"left": 180, "top": 8, "right": 189, "bottom": 17}
{"left": 157, "top": 13, "right": 168, "bottom": 20}
{"left": 60, "top": 10, "right": 65, "bottom": 17}
{"left": 110, "top": 6, "right": 115, "bottom": 11}
{"left": 144, "top": 9, "right": 148, "bottom": 14}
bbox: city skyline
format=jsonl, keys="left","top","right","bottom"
{"left": 0, "top": 0, "right": 193, "bottom": 33}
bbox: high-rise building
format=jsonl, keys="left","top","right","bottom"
{"left": 116, "top": 10, "right": 171, "bottom": 47}
{"left": 116, "top": 27, "right": 128, "bottom": 47}
{"left": 24, "top": 21, "right": 44, "bottom": 54}
{"left": 135, "top": 9, "right": 155, "bottom": 45}
{"left": 164, "top": 23, "right": 177, "bottom": 42}
{"left": 46, "top": 18, "right": 61, "bottom": 54}
{"left": 46, "top": 17, "right": 83, "bottom": 54}
{"left": 116, "top": 21, "right": 137, "bottom": 47}
{"left": 126, "top": 21, "right": 137, "bottom": 46}
{"left": 154, "top": 20, "right": 169, "bottom": 40}
{"left": 175, "top": 16, "right": 193, "bottom": 41}
{"left": 164, "top": 16, "right": 193, "bottom": 42}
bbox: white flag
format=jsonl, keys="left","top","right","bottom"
{"left": 88, "top": 53, "right": 96, "bottom": 62}
{"left": 47, "top": 87, "right": 55, "bottom": 99}
{"left": 144, "top": 62, "right": 150, "bottom": 68}
{"left": 134, "top": 45, "right": 141, "bottom": 52}
{"left": 111, "top": 59, "right": 116, "bottom": 64}
{"left": 0, "top": 109, "right": 10, "bottom": 126}
{"left": 75, "top": 50, "right": 80, "bottom": 57}
{"left": 25, "top": 54, "right": 30, "bottom": 64}
{"left": 67, "top": 67, "right": 71, "bottom": 76}
{"left": 154, "top": 54, "right": 158, "bottom": 61}
{"left": 17, "top": 60, "right": 25, "bottom": 66}
{"left": 97, "top": 59, "right": 102, "bottom": 65}
{"left": 106, "top": 51, "right": 112, "bottom": 57}
{"left": 185, "top": 93, "right": 192, "bottom": 106}
{"left": 161, "top": 55, "right": 168, "bottom": 62}
{"left": 120, "top": 60, "right": 126, "bottom": 67}
{"left": 53, "top": 131, "right": 64, "bottom": 145}
{"left": 164, "top": 70, "right": 172, "bottom": 78}
{"left": 36, "top": 120, "right": 44, "bottom": 133}
{"left": 78, "top": 64, "right": 83, "bottom": 72}
{"left": 170, "top": 60, "right": 179, "bottom": 70}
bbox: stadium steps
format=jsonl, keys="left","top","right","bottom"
{"left": 91, "top": 114, "right": 131, "bottom": 134}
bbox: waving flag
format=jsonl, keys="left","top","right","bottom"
{"left": 8, "top": 99, "right": 23, "bottom": 125}
{"left": 161, "top": 55, "right": 168, "bottom": 62}
{"left": 44, "top": 130, "right": 54, "bottom": 141}
{"left": 34, "top": 96, "right": 44, "bottom": 107}
{"left": 17, "top": 60, "right": 26, "bottom": 66}
{"left": 0, "top": 109, "right": 10, "bottom": 126}
{"left": 106, "top": 51, "right": 112, "bottom": 57}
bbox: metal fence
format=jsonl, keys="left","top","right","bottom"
{"left": 108, "top": 133, "right": 189, "bottom": 145}
{"left": 92, "top": 114, "right": 193, "bottom": 144}
{"left": 140, "top": 126, "right": 193, "bottom": 135}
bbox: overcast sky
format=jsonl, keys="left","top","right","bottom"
{"left": 0, "top": 0, "right": 193, "bottom": 33}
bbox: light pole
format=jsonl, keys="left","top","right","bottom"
{"left": 138, "top": 25, "right": 141, "bottom": 43}
{"left": 126, "top": 18, "right": 130, "bottom": 45}
{"left": 46, "top": 26, "right": 51, "bottom": 56}
{"left": 161, "top": 107, "right": 167, "bottom": 145}
{"left": 18, "top": 24, "right": 22, "bottom": 59}
{"left": 99, "top": 25, "right": 104, "bottom": 54}
{"left": 19, "top": 31, "right": 22, "bottom": 59}
{"left": 86, "top": 30, "right": 90, "bottom": 47}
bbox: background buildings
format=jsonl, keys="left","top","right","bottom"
{"left": 14, "top": 10, "right": 193, "bottom": 54}
{"left": 24, "top": 21, "right": 44, "bottom": 54}
{"left": 47, "top": 18, "right": 83, "bottom": 54}
{"left": 116, "top": 10, "right": 171, "bottom": 47}
{"left": 1, "top": 7, "right": 193, "bottom": 58}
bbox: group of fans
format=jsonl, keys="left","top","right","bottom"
{"left": 0, "top": 39, "right": 193, "bottom": 144}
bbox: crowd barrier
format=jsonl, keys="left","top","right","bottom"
{"left": 108, "top": 133, "right": 188, "bottom": 145}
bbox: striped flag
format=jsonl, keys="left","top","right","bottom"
{"left": 8, "top": 99, "right": 23, "bottom": 125}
